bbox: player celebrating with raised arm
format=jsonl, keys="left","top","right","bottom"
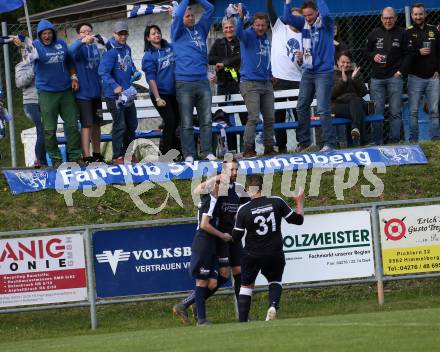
{"left": 232, "top": 174, "right": 304, "bottom": 322}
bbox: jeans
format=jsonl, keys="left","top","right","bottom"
{"left": 152, "top": 94, "right": 181, "bottom": 155}
{"left": 370, "top": 77, "right": 404, "bottom": 144}
{"left": 176, "top": 80, "right": 213, "bottom": 158}
{"left": 39, "top": 90, "right": 82, "bottom": 162}
{"left": 239, "top": 80, "right": 274, "bottom": 149}
{"left": 23, "top": 103, "right": 47, "bottom": 164}
{"left": 105, "top": 98, "right": 138, "bottom": 159}
{"left": 273, "top": 78, "right": 300, "bottom": 152}
{"left": 408, "top": 75, "right": 440, "bottom": 142}
{"left": 296, "top": 70, "right": 335, "bottom": 148}
{"left": 332, "top": 96, "right": 368, "bottom": 146}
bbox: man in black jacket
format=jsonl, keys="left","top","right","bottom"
{"left": 209, "top": 17, "right": 247, "bottom": 152}
{"left": 364, "top": 7, "right": 414, "bottom": 145}
{"left": 407, "top": 3, "right": 440, "bottom": 142}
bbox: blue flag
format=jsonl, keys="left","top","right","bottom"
{"left": 0, "top": 0, "right": 23, "bottom": 14}
{"left": 127, "top": 3, "right": 175, "bottom": 18}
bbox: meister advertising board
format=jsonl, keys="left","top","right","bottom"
{"left": 256, "top": 211, "right": 375, "bottom": 285}
{"left": 380, "top": 205, "right": 440, "bottom": 275}
{"left": 0, "top": 234, "right": 87, "bottom": 307}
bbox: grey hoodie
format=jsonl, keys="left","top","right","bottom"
{"left": 15, "top": 61, "right": 38, "bottom": 105}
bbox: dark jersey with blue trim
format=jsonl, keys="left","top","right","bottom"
{"left": 217, "top": 182, "right": 250, "bottom": 233}
{"left": 233, "top": 196, "right": 303, "bottom": 256}
{"left": 192, "top": 193, "right": 219, "bottom": 253}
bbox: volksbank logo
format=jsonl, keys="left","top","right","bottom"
{"left": 95, "top": 246, "right": 192, "bottom": 275}
{"left": 96, "top": 250, "right": 131, "bottom": 274}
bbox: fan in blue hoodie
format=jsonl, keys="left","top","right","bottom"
{"left": 283, "top": 0, "right": 336, "bottom": 152}
{"left": 142, "top": 25, "right": 180, "bottom": 156}
{"left": 235, "top": 5, "right": 275, "bottom": 158}
{"left": 171, "top": 0, "right": 216, "bottom": 163}
{"left": 16, "top": 19, "right": 82, "bottom": 166}
{"left": 98, "top": 21, "right": 140, "bottom": 164}
{"left": 69, "top": 22, "right": 104, "bottom": 164}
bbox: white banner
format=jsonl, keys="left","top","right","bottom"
{"left": 380, "top": 205, "right": 440, "bottom": 275}
{"left": 0, "top": 234, "right": 87, "bottom": 307}
{"left": 256, "top": 211, "right": 375, "bottom": 285}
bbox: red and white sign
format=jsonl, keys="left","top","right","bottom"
{"left": 0, "top": 234, "right": 87, "bottom": 307}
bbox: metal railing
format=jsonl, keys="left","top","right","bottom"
{"left": 1, "top": 196, "right": 440, "bottom": 329}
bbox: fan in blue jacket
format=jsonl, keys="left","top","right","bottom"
{"left": 142, "top": 39, "right": 175, "bottom": 97}
{"left": 171, "top": 0, "right": 214, "bottom": 81}
{"left": 235, "top": 5, "right": 275, "bottom": 157}
{"left": 16, "top": 19, "right": 82, "bottom": 166}
{"left": 283, "top": 0, "right": 334, "bottom": 74}
{"left": 283, "top": 0, "right": 336, "bottom": 152}
{"left": 98, "top": 21, "right": 140, "bottom": 164}
{"left": 236, "top": 15, "right": 272, "bottom": 82}
{"left": 142, "top": 24, "right": 180, "bottom": 156}
{"left": 170, "top": 0, "right": 216, "bottom": 162}
{"left": 98, "top": 37, "right": 137, "bottom": 99}
{"left": 32, "top": 20, "right": 76, "bottom": 92}
{"left": 69, "top": 22, "right": 104, "bottom": 164}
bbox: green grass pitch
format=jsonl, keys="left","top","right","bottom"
{"left": 2, "top": 307, "right": 439, "bottom": 352}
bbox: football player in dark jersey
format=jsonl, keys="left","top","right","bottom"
{"left": 212, "top": 159, "right": 250, "bottom": 303}
{"left": 173, "top": 158, "right": 249, "bottom": 325}
{"left": 187, "top": 179, "right": 232, "bottom": 326}
{"left": 232, "top": 173, "right": 304, "bottom": 322}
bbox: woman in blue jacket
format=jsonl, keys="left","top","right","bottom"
{"left": 142, "top": 25, "right": 180, "bottom": 156}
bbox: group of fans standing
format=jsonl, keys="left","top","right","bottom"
{"left": 10, "top": 0, "right": 440, "bottom": 168}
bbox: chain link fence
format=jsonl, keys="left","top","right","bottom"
{"left": 334, "top": 8, "right": 440, "bottom": 81}
{"left": 1, "top": 7, "right": 440, "bottom": 166}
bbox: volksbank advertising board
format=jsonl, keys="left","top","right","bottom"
{"left": 257, "top": 211, "right": 375, "bottom": 285}
{"left": 93, "top": 224, "right": 201, "bottom": 298}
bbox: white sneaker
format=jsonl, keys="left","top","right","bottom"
{"left": 320, "top": 145, "right": 333, "bottom": 153}
{"left": 205, "top": 153, "right": 217, "bottom": 161}
{"left": 265, "top": 306, "right": 277, "bottom": 321}
{"left": 185, "top": 156, "right": 194, "bottom": 163}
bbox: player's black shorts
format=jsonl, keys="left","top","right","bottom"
{"left": 190, "top": 236, "right": 218, "bottom": 280}
{"left": 241, "top": 251, "right": 285, "bottom": 286}
{"left": 190, "top": 250, "right": 219, "bottom": 280}
{"left": 216, "top": 239, "right": 242, "bottom": 268}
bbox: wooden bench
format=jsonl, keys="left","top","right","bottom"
{"left": 56, "top": 89, "right": 384, "bottom": 147}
